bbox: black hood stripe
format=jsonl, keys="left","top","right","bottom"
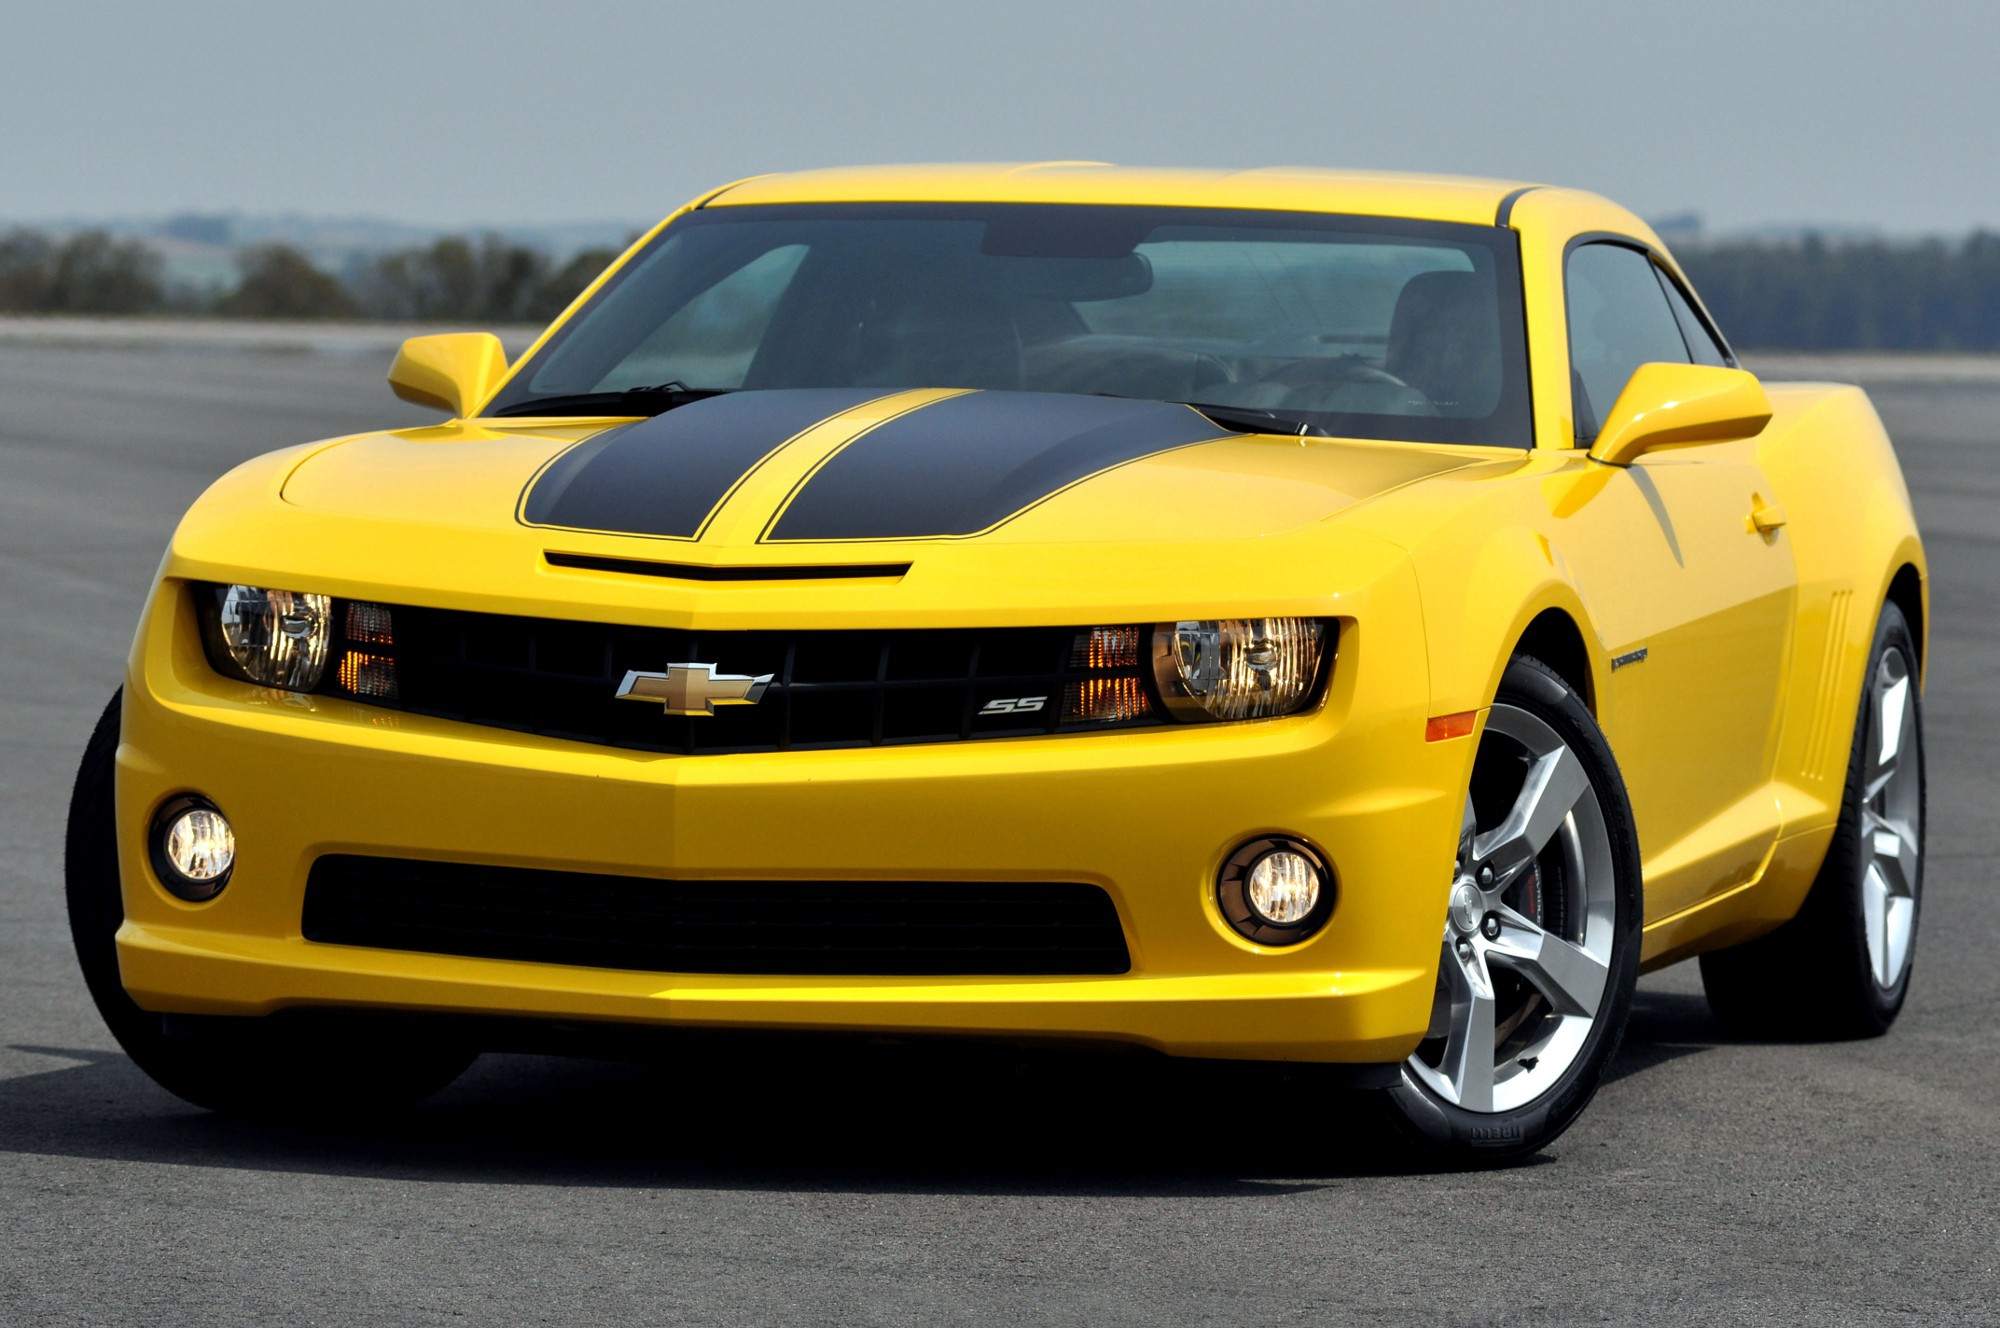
{"left": 763, "top": 391, "right": 1235, "bottom": 543}
{"left": 520, "top": 388, "right": 889, "bottom": 540}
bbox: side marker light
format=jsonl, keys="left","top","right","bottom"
{"left": 1425, "top": 710, "right": 1478, "bottom": 742}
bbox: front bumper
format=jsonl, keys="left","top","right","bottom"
{"left": 115, "top": 576, "right": 1468, "bottom": 1064}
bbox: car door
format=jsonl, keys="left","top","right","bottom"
{"left": 1564, "top": 241, "right": 1798, "bottom": 923}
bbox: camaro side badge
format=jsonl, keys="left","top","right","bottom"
{"left": 1611, "top": 647, "right": 1649, "bottom": 671}
{"left": 616, "top": 663, "right": 773, "bottom": 715}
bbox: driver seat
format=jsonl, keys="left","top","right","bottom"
{"left": 1384, "top": 271, "right": 1502, "bottom": 416}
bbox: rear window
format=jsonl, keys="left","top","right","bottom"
{"left": 490, "top": 203, "right": 1534, "bottom": 448}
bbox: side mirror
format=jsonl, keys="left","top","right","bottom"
{"left": 387, "top": 333, "right": 509, "bottom": 417}
{"left": 1588, "top": 363, "right": 1773, "bottom": 466}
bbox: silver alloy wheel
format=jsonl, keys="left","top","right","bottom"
{"left": 1861, "top": 646, "right": 1920, "bottom": 989}
{"left": 1409, "top": 703, "right": 1618, "bottom": 1113}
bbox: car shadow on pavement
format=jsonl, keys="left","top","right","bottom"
{"left": 1602, "top": 986, "right": 1730, "bottom": 1087}
{"left": 0, "top": 1038, "right": 1450, "bottom": 1193}
{"left": 0, "top": 986, "right": 1747, "bottom": 1190}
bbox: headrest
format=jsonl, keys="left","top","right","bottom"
{"left": 1385, "top": 271, "right": 1502, "bottom": 417}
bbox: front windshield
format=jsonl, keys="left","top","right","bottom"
{"left": 487, "top": 203, "right": 1532, "bottom": 447}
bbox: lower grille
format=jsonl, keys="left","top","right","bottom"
{"left": 303, "top": 855, "right": 1132, "bottom": 977}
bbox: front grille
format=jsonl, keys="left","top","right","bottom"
{"left": 303, "top": 855, "right": 1132, "bottom": 977}
{"left": 313, "top": 595, "right": 1161, "bottom": 755}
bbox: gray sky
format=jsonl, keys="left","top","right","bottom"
{"left": 8, "top": 0, "right": 1997, "bottom": 235}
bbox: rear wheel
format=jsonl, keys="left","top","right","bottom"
{"left": 1380, "top": 656, "right": 1643, "bottom": 1164}
{"left": 1700, "top": 601, "right": 1924, "bottom": 1037}
{"left": 65, "top": 689, "right": 473, "bottom": 1117}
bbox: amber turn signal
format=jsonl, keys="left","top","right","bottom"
{"left": 1425, "top": 710, "right": 1477, "bottom": 742}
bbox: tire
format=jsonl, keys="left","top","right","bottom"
{"left": 1379, "top": 655, "right": 1644, "bottom": 1165}
{"left": 1700, "top": 601, "right": 1923, "bottom": 1038}
{"left": 65, "top": 689, "right": 474, "bottom": 1117}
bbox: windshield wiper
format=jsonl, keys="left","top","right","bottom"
{"left": 1093, "top": 392, "right": 1326, "bottom": 437}
{"left": 1177, "top": 401, "right": 1330, "bottom": 437}
{"left": 491, "top": 383, "right": 735, "bottom": 419}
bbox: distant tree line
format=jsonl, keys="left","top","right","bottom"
{"left": 1677, "top": 232, "right": 2000, "bottom": 352}
{"left": 0, "top": 227, "right": 621, "bottom": 322}
{"left": 0, "top": 230, "right": 167, "bottom": 313}
{"left": 8, "top": 223, "right": 2000, "bottom": 351}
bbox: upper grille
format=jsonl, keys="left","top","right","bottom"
{"left": 314, "top": 596, "right": 1161, "bottom": 755}
{"left": 303, "top": 855, "right": 1132, "bottom": 977}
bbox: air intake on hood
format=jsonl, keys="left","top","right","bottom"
{"left": 544, "top": 551, "right": 910, "bottom": 582}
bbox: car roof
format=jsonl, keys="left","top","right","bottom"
{"left": 704, "top": 163, "right": 1532, "bottom": 228}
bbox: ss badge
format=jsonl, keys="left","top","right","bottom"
{"left": 979, "top": 696, "right": 1046, "bottom": 715}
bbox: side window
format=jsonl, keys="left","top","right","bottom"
{"left": 1565, "top": 242, "right": 1690, "bottom": 442}
{"left": 1656, "top": 270, "right": 1731, "bottom": 367}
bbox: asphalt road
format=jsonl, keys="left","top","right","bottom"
{"left": 1, "top": 344, "right": 1995, "bottom": 1325}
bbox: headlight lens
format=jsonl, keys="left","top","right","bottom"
{"left": 1151, "top": 618, "right": 1328, "bottom": 721}
{"left": 199, "top": 584, "right": 332, "bottom": 690}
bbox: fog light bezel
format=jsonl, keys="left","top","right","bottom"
{"left": 1217, "top": 836, "right": 1335, "bottom": 945}
{"left": 148, "top": 794, "right": 234, "bottom": 902}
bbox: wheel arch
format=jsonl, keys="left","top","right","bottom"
{"left": 1885, "top": 559, "right": 1926, "bottom": 678}
{"left": 1510, "top": 607, "right": 1594, "bottom": 713}
{"left": 1403, "top": 516, "right": 1612, "bottom": 723}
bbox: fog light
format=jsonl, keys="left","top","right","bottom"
{"left": 149, "top": 795, "right": 235, "bottom": 901}
{"left": 1246, "top": 850, "right": 1319, "bottom": 924}
{"left": 1217, "top": 836, "right": 1333, "bottom": 945}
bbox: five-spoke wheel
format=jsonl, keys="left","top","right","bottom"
{"left": 1860, "top": 645, "right": 1920, "bottom": 990}
{"left": 1383, "top": 655, "right": 1642, "bottom": 1163}
{"left": 1409, "top": 704, "right": 1617, "bottom": 1113}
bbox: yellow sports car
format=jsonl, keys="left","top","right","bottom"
{"left": 66, "top": 165, "right": 1926, "bottom": 1162}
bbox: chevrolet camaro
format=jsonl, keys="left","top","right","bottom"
{"left": 65, "top": 165, "right": 1926, "bottom": 1163}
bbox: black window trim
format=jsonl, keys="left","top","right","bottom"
{"left": 1560, "top": 231, "right": 1740, "bottom": 447}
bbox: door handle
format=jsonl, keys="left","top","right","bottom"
{"left": 1747, "top": 500, "right": 1787, "bottom": 535}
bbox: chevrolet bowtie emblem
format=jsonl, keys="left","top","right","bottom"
{"left": 615, "top": 663, "right": 774, "bottom": 716}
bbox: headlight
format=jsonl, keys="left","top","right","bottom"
{"left": 196, "top": 584, "right": 399, "bottom": 700}
{"left": 197, "top": 584, "right": 332, "bottom": 690}
{"left": 1151, "top": 618, "right": 1328, "bottom": 721}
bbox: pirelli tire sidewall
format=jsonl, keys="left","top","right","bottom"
{"left": 1384, "top": 654, "right": 1644, "bottom": 1163}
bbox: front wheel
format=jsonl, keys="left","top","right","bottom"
{"left": 1379, "top": 655, "right": 1643, "bottom": 1164}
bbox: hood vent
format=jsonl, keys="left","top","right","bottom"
{"left": 545, "top": 551, "right": 910, "bottom": 583}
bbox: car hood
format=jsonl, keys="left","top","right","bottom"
{"left": 281, "top": 387, "right": 1483, "bottom": 551}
